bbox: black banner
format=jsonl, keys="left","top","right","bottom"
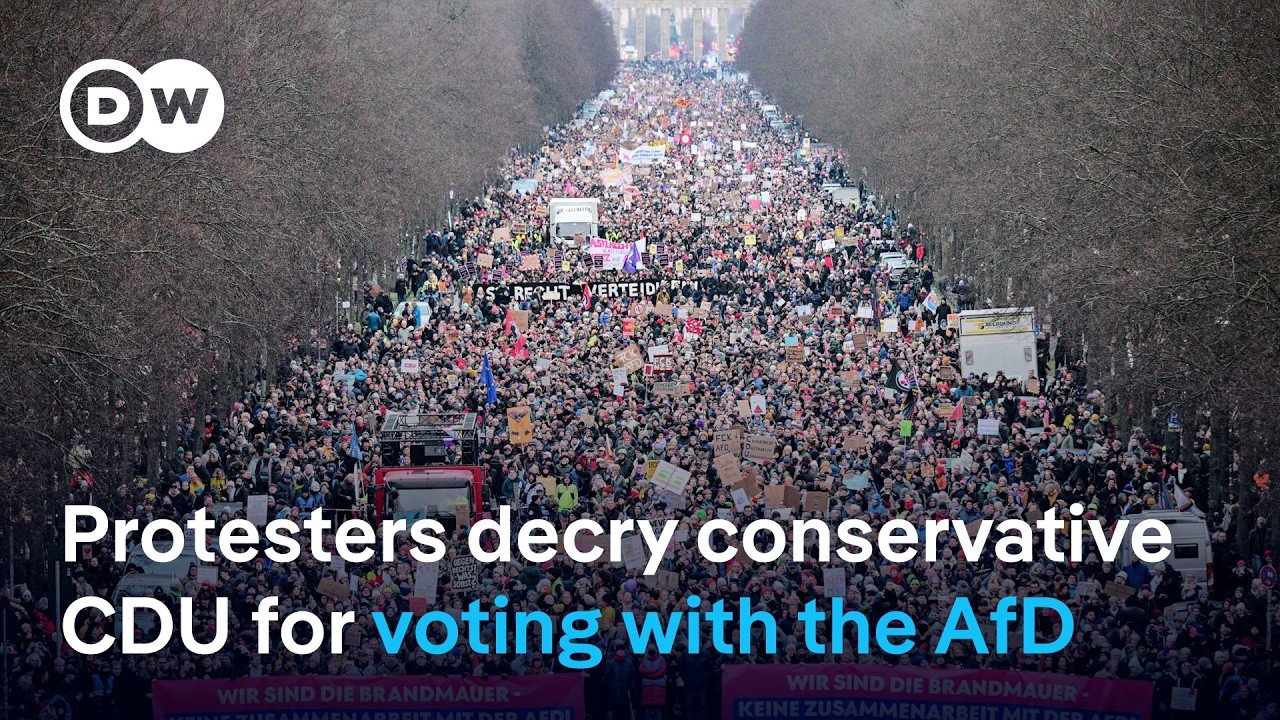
{"left": 473, "top": 279, "right": 703, "bottom": 305}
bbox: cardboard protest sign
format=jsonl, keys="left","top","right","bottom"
{"left": 317, "top": 577, "right": 351, "bottom": 600}
{"left": 804, "top": 490, "right": 830, "bottom": 513}
{"left": 764, "top": 484, "right": 800, "bottom": 509}
{"left": 520, "top": 255, "right": 541, "bottom": 272}
{"left": 732, "top": 471, "right": 762, "bottom": 499}
{"left": 714, "top": 453, "right": 742, "bottom": 485}
{"left": 507, "top": 406, "right": 534, "bottom": 444}
{"left": 651, "top": 381, "right": 680, "bottom": 396}
{"left": 656, "top": 569, "right": 681, "bottom": 590}
{"left": 477, "top": 253, "right": 494, "bottom": 268}
{"left": 736, "top": 399, "right": 753, "bottom": 419}
{"left": 492, "top": 226, "right": 513, "bottom": 244}
{"left": 786, "top": 345, "right": 805, "bottom": 364}
{"left": 838, "top": 370, "right": 860, "bottom": 387}
{"left": 613, "top": 345, "right": 644, "bottom": 374}
{"left": 843, "top": 435, "right": 870, "bottom": 452}
{"left": 713, "top": 427, "right": 743, "bottom": 456}
{"left": 1103, "top": 581, "right": 1136, "bottom": 600}
{"left": 743, "top": 434, "right": 777, "bottom": 464}
{"left": 511, "top": 309, "right": 530, "bottom": 333}
{"left": 934, "top": 403, "right": 955, "bottom": 418}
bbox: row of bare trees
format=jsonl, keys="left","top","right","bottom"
{"left": 741, "top": 0, "right": 1279, "bottom": 522}
{"left": 0, "top": 0, "right": 615, "bottom": 525}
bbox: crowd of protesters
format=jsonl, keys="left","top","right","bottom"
{"left": 6, "top": 61, "right": 1276, "bottom": 720}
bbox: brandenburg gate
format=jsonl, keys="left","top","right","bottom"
{"left": 604, "top": 0, "right": 752, "bottom": 60}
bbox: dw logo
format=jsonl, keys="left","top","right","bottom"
{"left": 60, "top": 59, "right": 224, "bottom": 154}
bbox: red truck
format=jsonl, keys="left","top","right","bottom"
{"left": 372, "top": 412, "right": 490, "bottom": 530}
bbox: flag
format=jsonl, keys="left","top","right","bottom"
{"left": 582, "top": 283, "right": 593, "bottom": 311}
{"left": 923, "top": 290, "right": 940, "bottom": 314}
{"left": 1173, "top": 483, "right": 1195, "bottom": 511}
{"left": 890, "top": 360, "right": 916, "bottom": 393}
{"left": 948, "top": 403, "right": 963, "bottom": 422}
{"left": 349, "top": 420, "right": 362, "bottom": 462}
{"left": 623, "top": 242, "right": 641, "bottom": 274}
{"left": 508, "top": 333, "right": 529, "bottom": 361}
{"left": 481, "top": 354, "right": 498, "bottom": 406}
{"left": 503, "top": 307, "right": 515, "bottom": 336}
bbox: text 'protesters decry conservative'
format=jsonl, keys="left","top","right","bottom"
{"left": 58, "top": 504, "right": 1172, "bottom": 666}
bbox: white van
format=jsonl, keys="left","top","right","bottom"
{"left": 110, "top": 573, "right": 178, "bottom": 637}
{"left": 1115, "top": 508, "right": 1214, "bottom": 589}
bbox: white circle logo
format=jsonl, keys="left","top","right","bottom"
{"left": 60, "top": 58, "right": 224, "bottom": 154}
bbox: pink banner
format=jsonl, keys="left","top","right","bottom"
{"left": 722, "top": 664, "right": 1152, "bottom": 720}
{"left": 153, "top": 673, "right": 585, "bottom": 720}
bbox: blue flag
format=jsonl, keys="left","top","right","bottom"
{"left": 481, "top": 354, "right": 498, "bottom": 406}
{"left": 349, "top": 420, "right": 362, "bottom": 461}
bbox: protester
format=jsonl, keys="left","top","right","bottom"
{"left": 15, "top": 61, "right": 1276, "bottom": 720}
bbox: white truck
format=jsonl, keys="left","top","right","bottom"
{"left": 547, "top": 198, "right": 600, "bottom": 243}
{"left": 957, "top": 307, "right": 1038, "bottom": 383}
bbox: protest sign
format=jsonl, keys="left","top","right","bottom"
{"left": 620, "top": 535, "right": 647, "bottom": 572}
{"left": 507, "top": 405, "right": 534, "bottom": 444}
{"left": 650, "top": 460, "right": 692, "bottom": 495}
{"left": 714, "top": 453, "right": 742, "bottom": 485}
{"left": 613, "top": 345, "right": 644, "bottom": 374}
{"left": 511, "top": 309, "right": 530, "bottom": 333}
{"left": 246, "top": 495, "right": 268, "bottom": 526}
{"left": 713, "top": 427, "right": 743, "bottom": 456}
{"left": 804, "top": 490, "right": 830, "bottom": 513}
{"left": 822, "top": 567, "right": 847, "bottom": 596}
{"left": 450, "top": 554, "right": 481, "bottom": 592}
{"left": 764, "top": 484, "right": 800, "bottom": 510}
{"left": 414, "top": 562, "right": 439, "bottom": 604}
{"left": 317, "top": 576, "right": 350, "bottom": 600}
{"left": 977, "top": 418, "right": 1001, "bottom": 436}
{"left": 651, "top": 381, "right": 680, "bottom": 396}
{"left": 743, "top": 434, "right": 776, "bottom": 464}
